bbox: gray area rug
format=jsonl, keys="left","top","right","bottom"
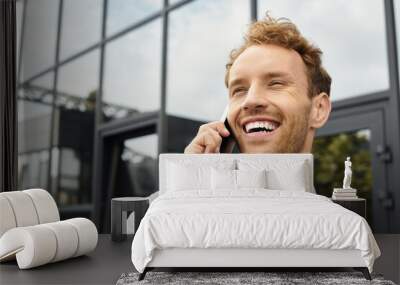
{"left": 116, "top": 271, "right": 396, "bottom": 285}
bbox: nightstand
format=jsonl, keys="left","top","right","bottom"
{"left": 111, "top": 197, "right": 149, "bottom": 242}
{"left": 331, "top": 198, "right": 366, "bottom": 219}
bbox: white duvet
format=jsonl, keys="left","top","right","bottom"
{"left": 131, "top": 189, "right": 380, "bottom": 273}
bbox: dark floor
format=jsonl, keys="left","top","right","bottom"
{"left": 0, "top": 234, "right": 398, "bottom": 285}
{"left": 374, "top": 234, "right": 400, "bottom": 284}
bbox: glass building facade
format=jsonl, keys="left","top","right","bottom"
{"left": 16, "top": 0, "right": 400, "bottom": 233}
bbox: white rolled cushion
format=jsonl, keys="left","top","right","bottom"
{"left": 211, "top": 168, "right": 236, "bottom": 190}
{"left": 42, "top": 221, "right": 79, "bottom": 262}
{"left": 0, "top": 191, "right": 39, "bottom": 227}
{"left": 64, "top": 218, "right": 98, "bottom": 257}
{"left": 0, "top": 226, "right": 57, "bottom": 269}
{"left": 236, "top": 169, "right": 267, "bottom": 189}
{"left": 23, "top": 189, "right": 60, "bottom": 223}
{"left": 0, "top": 195, "right": 17, "bottom": 237}
{"left": 0, "top": 218, "right": 98, "bottom": 269}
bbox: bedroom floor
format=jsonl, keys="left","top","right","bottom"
{"left": 374, "top": 234, "right": 400, "bottom": 284}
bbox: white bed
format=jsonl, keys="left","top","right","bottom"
{"left": 131, "top": 154, "right": 380, "bottom": 280}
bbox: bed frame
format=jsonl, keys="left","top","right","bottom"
{"left": 137, "top": 154, "right": 372, "bottom": 281}
{"left": 138, "top": 248, "right": 371, "bottom": 280}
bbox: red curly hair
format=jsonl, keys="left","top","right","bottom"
{"left": 225, "top": 14, "right": 331, "bottom": 98}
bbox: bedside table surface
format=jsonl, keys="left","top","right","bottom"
{"left": 112, "top": 197, "right": 149, "bottom": 202}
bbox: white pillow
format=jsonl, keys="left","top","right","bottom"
{"left": 238, "top": 159, "right": 310, "bottom": 192}
{"left": 167, "top": 160, "right": 235, "bottom": 192}
{"left": 236, "top": 169, "right": 267, "bottom": 189}
{"left": 266, "top": 166, "right": 307, "bottom": 191}
{"left": 211, "top": 168, "right": 236, "bottom": 190}
{"left": 167, "top": 162, "right": 209, "bottom": 191}
{"left": 211, "top": 168, "right": 268, "bottom": 190}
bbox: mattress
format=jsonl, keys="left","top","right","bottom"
{"left": 131, "top": 189, "right": 380, "bottom": 273}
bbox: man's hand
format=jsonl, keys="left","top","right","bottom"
{"left": 184, "top": 121, "right": 231, "bottom": 154}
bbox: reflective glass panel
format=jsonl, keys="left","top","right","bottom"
{"left": 258, "top": 0, "right": 389, "bottom": 101}
{"left": 167, "top": 0, "right": 250, "bottom": 121}
{"left": 168, "top": 0, "right": 183, "bottom": 6}
{"left": 18, "top": 150, "right": 50, "bottom": 190}
{"left": 394, "top": 0, "right": 400, "bottom": 85}
{"left": 60, "top": 0, "right": 103, "bottom": 60}
{"left": 24, "top": 71, "right": 54, "bottom": 90}
{"left": 106, "top": 0, "right": 162, "bottom": 36}
{"left": 20, "top": 0, "right": 59, "bottom": 81}
{"left": 57, "top": 49, "right": 100, "bottom": 101}
{"left": 54, "top": 51, "right": 99, "bottom": 206}
{"left": 18, "top": 73, "right": 55, "bottom": 190}
{"left": 16, "top": 0, "right": 24, "bottom": 77}
{"left": 116, "top": 134, "right": 158, "bottom": 197}
{"left": 56, "top": 147, "right": 92, "bottom": 206}
{"left": 103, "top": 20, "right": 162, "bottom": 121}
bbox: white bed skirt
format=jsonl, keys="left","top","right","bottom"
{"left": 148, "top": 248, "right": 366, "bottom": 268}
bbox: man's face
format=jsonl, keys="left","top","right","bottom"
{"left": 227, "top": 44, "right": 313, "bottom": 153}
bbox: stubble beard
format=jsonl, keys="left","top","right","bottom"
{"left": 237, "top": 110, "right": 310, "bottom": 154}
{"left": 274, "top": 111, "right": 310, "bottom": 153}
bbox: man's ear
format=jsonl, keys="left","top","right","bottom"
{"left": 309, "top": 92, "right": 331, "bottom": 129}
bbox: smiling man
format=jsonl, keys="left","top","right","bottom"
{"left": 184, "top": 15, "right": 332, "bottom": 154}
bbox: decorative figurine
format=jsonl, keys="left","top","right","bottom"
{"left": 332, "top": 156, "right": 358, "bottom": 199}
{"left": 343, "top": 157, "right": 352, "bottom": 189}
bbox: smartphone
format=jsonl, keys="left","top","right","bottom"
{"left": 219, "top": 105, "right": 236, "bottom": 153}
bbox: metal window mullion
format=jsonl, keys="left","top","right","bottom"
{"left": 154, "top": 0, "right": 169, "bottom": 197}
{"left": 251, "top": 0, "right": 257, "bottom": 21}
{"left": 17, "top": 0, "right": 27, "bottom": 84}
{"left": 92, "top": 0, "right": 108, "bottom": 226}
{"left": 46, "top": 0, "right": 63, "bottom": 195}
{"left": 98, "top": 0, "right": 107, "bottom": 127}
{"left": 159, "top": 0, "right": 169, "bottom": 155}
{"left": 385, "top": 0, "right": 400, "bottom": 94}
